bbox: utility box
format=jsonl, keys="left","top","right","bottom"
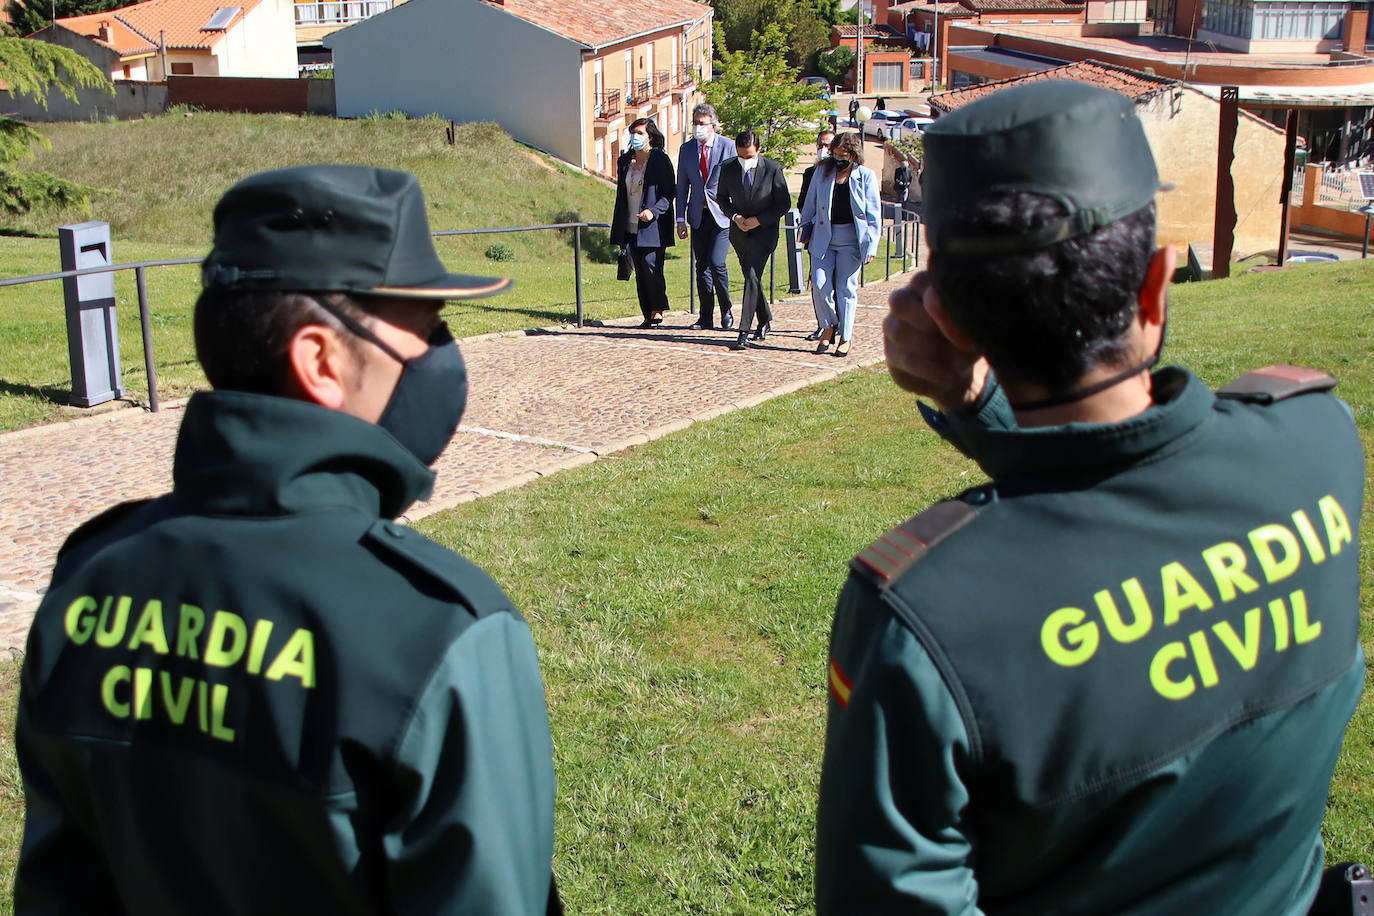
{"left": 783, "top": 209, "right": 806, "bottom": 295}
{"left": 59, "top": 221, "right": 125, "bottom": 407}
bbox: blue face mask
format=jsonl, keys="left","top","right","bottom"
{"left": 629, "top": 134, "right": 647, "bottom": 151}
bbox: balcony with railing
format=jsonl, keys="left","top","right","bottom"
{"left": 653, "top": 69, "right": 671, "bottom": 96}
{"left": 294, "top": 0, "right": 391, "bottom": 25}
{"left": 678, "top": 60, "right": 699, "bottom": 87}
{"left": 625, "top": 79, "right": 652, "bottom": 106}
{"left": 593, "top": 89, "right": 621, "bottom": 121}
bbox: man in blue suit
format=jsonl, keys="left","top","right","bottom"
{"left": 676, "top": 103, "right": 737, "bottom": 330}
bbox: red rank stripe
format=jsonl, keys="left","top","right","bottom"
{"left": 828, "top": 656, "right": 853, "bottom": 708}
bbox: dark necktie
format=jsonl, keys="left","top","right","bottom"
{"left": 744, "top": 167, "right": 753, "bottom": 190}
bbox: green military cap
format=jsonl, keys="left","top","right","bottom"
{"left": 921, "top": 80, "right": 1165, "bottom": 254}
{"left": 202, "top": 165, "right": 512, "bottom": 299}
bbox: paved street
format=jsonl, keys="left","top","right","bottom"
{"left": 0, "top": 280, "right": 909, "bottom": 651}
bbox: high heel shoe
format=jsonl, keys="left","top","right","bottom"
{"left": 814, "top": 325, "right": 835, "bottom": 354}
{"left": 752, "top": 322, "right": 769, "bottom": 341}
{"left": 835, "top": 338, "right": 850, "bottom": 357}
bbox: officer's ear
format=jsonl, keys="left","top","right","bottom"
{"left": 284, "top": 323, "right": 353, "bottom": 410}
{"left": 1136, "top": 244, "right": 1176, "bottom": 330}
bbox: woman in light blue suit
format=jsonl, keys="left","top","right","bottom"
{"left": 799, "top": 132, "right": 882, "bottom": 357}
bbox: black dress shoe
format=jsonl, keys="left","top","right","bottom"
{"left": 721, "top": 311, "right": 735, "bottom": 330}
{"left": 804, "top": 327, "right": 825, "bottom": 341}
{"left": 689, "top": 322, "right": 713, "bottom": 330}
{"left": 752, "top": 323, "right": 770, "bottom": 341}
{"left": 729, "top": 333, "right": 749, "bottom": 351}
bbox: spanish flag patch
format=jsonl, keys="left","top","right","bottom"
{"left": 828, "top": 656, "right": 853, "bottom": 708}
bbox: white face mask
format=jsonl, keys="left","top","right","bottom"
{"left": 817, "top": 148, "right": 830, "bottom": 160}
{"left": 693, "top": 124, "right": 710, "bottom": 143}
{"left": 739, "top": 155, "right": 758, "bottom": 171}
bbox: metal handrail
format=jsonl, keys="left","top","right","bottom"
{"left": 0, "top": 223, "right": 611, "bottom": 413}
{"left": 626, "top": 79, "right": 650, "bottom": 105}
{"left": 594, "top": 89, "right": 621, "bottom": 119}
{"left": 292, "top": 0, "right": 390, "bottom": 24}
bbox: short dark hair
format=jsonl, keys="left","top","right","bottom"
{"left": 929, "top": 193, "right": 1156, "bottom": 393}
{"left": 193, "top": 289, "right": 380, "bottom": 395}
{"left": 817, "top": 129, "right": 836, "bottom": 144}
{"left": 628, "top": 117, "right": 665, "bottom": 149}
{"left": 826, "top": 132, "right": 863, "bottom": 169}
{"left": 735, "top": 128, "right": 760, "bottom": 150}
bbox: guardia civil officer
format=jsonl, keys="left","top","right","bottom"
{"left": 16, "top": 166, "right": 561, "bottom": 915}
{"left": 816, "top": 81, "right": 1365, "bottom": 915}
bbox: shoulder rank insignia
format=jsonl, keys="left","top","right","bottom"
{"left": 850, "top": 498, "right": 981, "bottom": 589}
{"left": 1216, "top": 364, "right": 1336, "bottom": 404}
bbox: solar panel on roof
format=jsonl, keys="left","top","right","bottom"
{"left": 1359, "top": 172, "right": 1374, "bottom": 202}
{"left": 202, "top": 6, "right": 240, "bottom": 30}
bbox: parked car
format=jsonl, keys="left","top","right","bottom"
{"left": 890, "top": 116, "right": 935, "bottom": 138}
{"left": 862, "top": 111, "right": 932, "bottom": 141}
{"left": 800, "top": 75, "right": 832, "bottom": 101}
{"left": 1285, "top": 250, "right": 1340, "bottom": 263}
{"left": 859, "top": 109, "right": 905, "bottom": 139}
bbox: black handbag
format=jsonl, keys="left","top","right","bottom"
{"left": 617, "top": 246, "right": 633, "bottom": 281}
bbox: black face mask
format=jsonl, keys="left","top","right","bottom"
{"left": 314, "top": 300, "right": 468, "bottom": 466}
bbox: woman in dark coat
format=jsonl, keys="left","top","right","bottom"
{"left": 610, "top": 117, "right": 676, "bottom": 327}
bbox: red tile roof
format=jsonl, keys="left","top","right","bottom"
{"left": 929, "top": 59, "right": 1176, "bottom": 112}
{"left": 962, "top": 0, "right": 1082, "bottom": 9}
{"left": 891, "top": 1, "right": 976, "bottom": 17}
{"left": 56, "top": 0, "right": 261, "bottom": 54}
{"left": 480, "top": 0, "right": 711, "bottom": 50}
{"left": 833, "top": 22, "right": 907, "bottom": 38}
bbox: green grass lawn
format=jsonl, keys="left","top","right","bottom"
{"left": 0, "top": 111, "right": 1368, "bottom": 911}
{"left": 5, "top": 261, "right": 1363, "bottom": 913}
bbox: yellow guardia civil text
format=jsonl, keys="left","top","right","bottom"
{"left": 1039, "top": 494, "right": 1353, "bottom": 700}
{"left": 62, "top": 596, "right": 317, "bottom": 743}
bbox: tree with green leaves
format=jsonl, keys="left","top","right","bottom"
{"left": 0, "top": 36, "right": 111, "bottom": 216}
{"left": 714, "top": 0, "right": 830, "bottom": 71}
{"left": 816, "top": 45, "right": 853, "bottom": 88}
{"left": 811, "top": 0, "right": 842, "bottom": 27}
{"left": 704, "top": 21, "right": 826, "bottom": 169}
{"left": 4, "top": 0, "right": 130, "bottom": 41}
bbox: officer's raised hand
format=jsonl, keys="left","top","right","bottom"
{"left": 884, "top": 270, "right": 988, "bottom": 411}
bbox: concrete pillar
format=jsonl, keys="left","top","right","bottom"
{"left": 1344, "top": 8, "right": 1368, "bottom": 51}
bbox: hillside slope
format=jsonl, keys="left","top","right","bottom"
{"left": 5, "top": 114, "right": 617, "bottom": 260}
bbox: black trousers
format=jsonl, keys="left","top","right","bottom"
{"left": 627, "top": 239, "right": 668, "bottom": 321}
{"left": 730, "top": 228, "right": 775, "bottom": 335}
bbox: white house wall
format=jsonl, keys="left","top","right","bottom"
{"left": 327, "top": 0, "right": 584, "bottom": 166}
{"left": 211, "top": 0, "right": 300, "bottom": 77}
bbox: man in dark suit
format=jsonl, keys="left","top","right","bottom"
{"left": 676, "top": 103, "right": 738, "bottom": 331}
{"left": 798, "top": 129, "right": 836, "bottom": 341}
{"left": 719, "top": 129, "right": 791, "bottom": 350}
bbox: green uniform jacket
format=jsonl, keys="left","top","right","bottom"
{"left": 817, "top": 367, "right": 1365, "bottom": 915}
{"left": 16, "top": 391, "right": 557, "bottom": 915}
